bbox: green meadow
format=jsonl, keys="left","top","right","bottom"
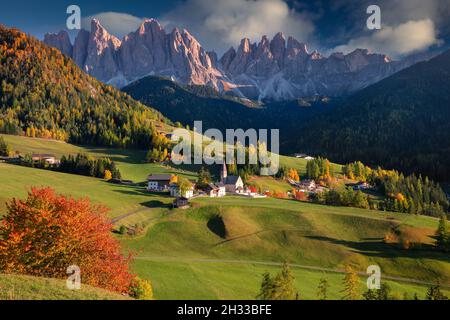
{"left": 0, "top": 134, "right": 449, "bottom": 299}
{"left": 0, "top": 274, "right": 129, "bottom": 300}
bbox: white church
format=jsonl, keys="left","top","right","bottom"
{"left": 220, "top": 162, "right": 244, "bottom": 193}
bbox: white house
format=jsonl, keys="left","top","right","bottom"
{"left": 31, "top": 154, "right": 59, "bottom": 165}
{"left": 293, "top": 153, "right": 315, "bottom": 160}
{"left": 205, "top": 183, "right": 226, "bottom": 197}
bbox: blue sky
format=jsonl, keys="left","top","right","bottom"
{"left": 1, "top": 0, "right": 448, "bottom": 57}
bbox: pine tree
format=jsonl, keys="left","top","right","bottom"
{"left": 256, "top": 263, "right": 298, "bottom": 300}
{"left": 435, "top": 214, "right": 449, "bottom": 251}
{"left": 273, "top": 262, "right": 297, "bottom": 300}
{"left": 341, "top": 265, "right": 359, "bottom": 300}
{"left": 317, "top": 278, "right": 330, "bottom": 300}
{"left": 196, "top": 167, "right": 212, "bottom": 189}
{"left": 256, "top": 272, "right": 274, "bottom": 300}
{"left": 0, "top": 136, "right": 10, "bottom": 156}
{"left": 426, "top": 284, "right": 448, "bottom": 300}
{"left": 363, "top": 283, "right": 392, "bottom": 300}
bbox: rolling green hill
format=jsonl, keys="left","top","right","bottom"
{"left": 292, "top": 49, "right": 450, "bottom": 181}
{"left": 0, "top": 274, "right": 129, "bottom": 300}
{"left": 0, "top": 133, "right": 324, "bottom": 181}
{"left": 1, "top": 135, "right": 448, "bottom": 300}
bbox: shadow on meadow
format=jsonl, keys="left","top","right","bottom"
{"left": 81, "top": 146, "right": 146, "bottom": 164}
{"left": 306, "top": 235, "right": 450, "bottom": 262}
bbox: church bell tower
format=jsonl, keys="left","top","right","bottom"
{"left": 220, "top": 161, "right": 227, "bottom": 184}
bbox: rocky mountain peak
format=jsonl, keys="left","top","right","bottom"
{"left": 238, "top": 38, "right": 253, "bottom": 54}
{"left": 44, "top": 30, "right": 72, "bottom": 57}
{"left": 286, "top": 36, "right": 308, "bottom": 56}
{"left": 90, "top": 19, "right": 121, "bottom": 52}
{"left": 138, "top": 18, "right": 163, "bottom": 35}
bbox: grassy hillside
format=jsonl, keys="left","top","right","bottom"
{"left": 0, "top": 133, "right": 328, "bottom": 180}
{"left": 0, "top": 274, "right": 129, "bottom": 300}
{"left": 1, "top": 135, "right": 448, "bottom": 300}
{"left": 134, "top": 260, "right": 442, "bottom": 300}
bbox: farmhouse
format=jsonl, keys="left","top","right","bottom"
{"left": 31, "top": 153, "right": 59, "bottom": 165}
{"left": 147, "top": 173, "right": 175, "bottom": 191}
{"left": 352, "top": 181, "right": 372, "bottom": 191}
{"left": 220, "top": 162, "right": 244, "bottom": 193}
{"left": 297, "top": 179, "right": 316, "bottom": 192}
{"left": 205, "top": 183, "right": 226, "bottom": 197}
{"left": 293, "top": 153, "right": 315, "bottom": 160}
{"left": 173, "top": 197, "right": 189, "bottom": 209}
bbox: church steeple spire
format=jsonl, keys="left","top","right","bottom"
{"left": 221, "top": 161, "right": 227, "bottom": 183}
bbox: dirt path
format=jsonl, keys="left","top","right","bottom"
{"left": 135, "top": 256, "right": 450, "bottom": 288}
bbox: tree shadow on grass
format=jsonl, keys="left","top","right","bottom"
{"left": 306, "top": 235, "right": 450, "bottom": 262}
{"left": 207, "top": 214, "right": 227, "bottom": 239}
{"left": 80, "top": 146, "right": 146, "bottom": 164}
{"left": 140, "top": 200, "right": 171, "bottom": 209}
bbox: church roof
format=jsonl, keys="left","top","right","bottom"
{"left": 224, "top": 176, "right": 241, "bottom": 185}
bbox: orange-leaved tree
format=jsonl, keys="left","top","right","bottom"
{"left": 0, "top": 187, "right": 133, "bottom": 293}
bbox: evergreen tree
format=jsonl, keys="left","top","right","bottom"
{"left": 341, "top": 265, "right": 359, "bottom": 300}
{"left": 196, "top": 167, "right": 212, "bottom": 190}
{"left": 426, "top": 284, "right": 448, "bottom": 300}
{"left": 256, "top": 272, "right": 275, "bottom": 300}
{"left": 435, "top": 214, "right": 449, "bottom": 251}
{"left": 0, "top": 136, "right": 10, "bottom": 156}
{"left": 363, "top": 283, "right": 392, "bottom": 300}
{"left": 256, "top": 263, "right": 298, "bottom": 300}
{"left": 273, "top": 262, "right": 297, "bottom": 300}
{"left": 317, "top": 278, "right": 330, "bottom": 300}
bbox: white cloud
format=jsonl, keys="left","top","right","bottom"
{"left": 160, "top": 0, "right": 315, "bottom": 54}
{"left": 82, "top": 12, "right": 143, "bottom": 39}
{"left": 333, "top": 19, "right": 440, "bottom": 58}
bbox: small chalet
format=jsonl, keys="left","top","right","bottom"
{"left": 147, "top": 174, "right": 175, "bottom": 191}
{"left": 31, "top": 154, "right": 59, "bottom": 165}
{"left": 220, "top": 162, "right": 244, "bottom": 193}
{"left": 352, "top": 181, "right": 372, "bottom": 191}
{"left": 173, "top": 197, "right": 189, "bottom": 209}
{"left": 298, "top": 179, "right": 316, "bottom": 192}
{"left": 205, "top": 183, "right": 226, "bottom": 197}
{"left": 293, "top": 153, "right": 315, "bottom": 160}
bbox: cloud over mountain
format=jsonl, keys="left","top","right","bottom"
{"left": 333, "top": 19, "right": 440, "bottom": 57}
{"left": 82, "top": 12, "right": 143, "bottom": 39}
{"left": 159, "top": 0, "right": 315, "bottom": 53}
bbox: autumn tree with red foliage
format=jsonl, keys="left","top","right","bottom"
{"left": 0, "top": 187, "right": 133, "bottom": 293}
{"left": 293, "top": 190, "right": 308, "bottom": 201}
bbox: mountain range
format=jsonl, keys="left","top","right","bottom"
{"left": 292, "top": 49, "right": 450, "bottom": 181}
{"left": 44, "top": 18, "right": 433, "bottom": 101}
